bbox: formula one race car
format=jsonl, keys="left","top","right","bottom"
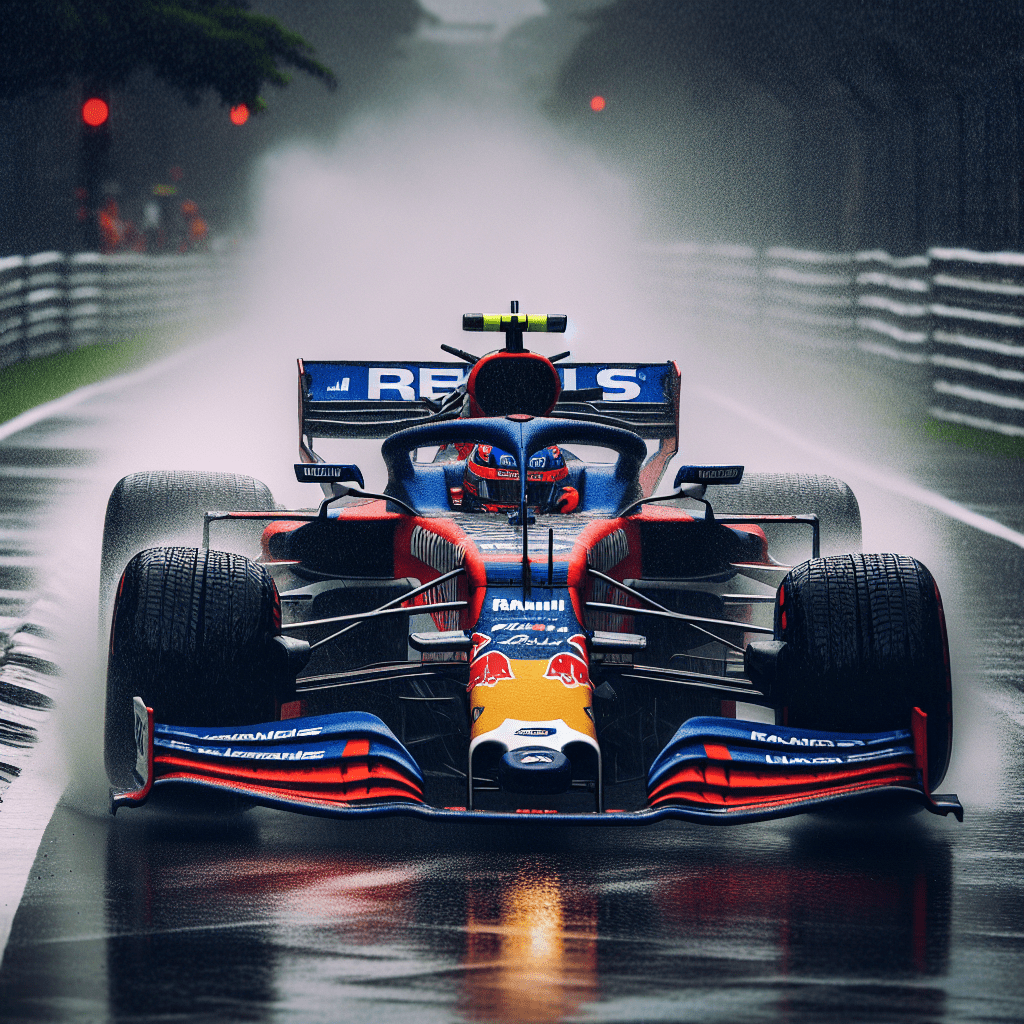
{"left": 101, "top": 303, "right": 961, "bottom": 824}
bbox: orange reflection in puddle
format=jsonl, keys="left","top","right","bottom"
{"left": 460, "top": 867, "right": 598, "bottom": 1023}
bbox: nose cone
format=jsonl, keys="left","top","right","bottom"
{"left": 499, "top": 747, "right": 572, "bottom": 794}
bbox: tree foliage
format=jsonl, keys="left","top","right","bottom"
{"left": 556, "top": 0, "right": 1024, "bottom": 123}
{"left": 0, "top": 0, "right": 338, "bottom": 108}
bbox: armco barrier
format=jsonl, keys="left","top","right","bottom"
{"left": 4, "top": 245, "right": 1021, "bottom": 438}
{"left": 854, "top": 251, "right": 931, "bottom": 365}
{"left": 927, "top": 249, "right": 1024, "bottom": 437}
{"left": 642, "top": 242, "right": 760, "bottom": 330}
{"left": 643, "top": 243, "right": 1024, "bottom": 438}
{"left": 762, "top": 247, "right": 854, "bottom": 346}
{"left": 0, "top": 251, "right": 228, "bottom": 371}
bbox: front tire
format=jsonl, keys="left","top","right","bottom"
{"left": 105, "top": 546, "right": 283, "bottom": 788}
{"left": 775, "top": 553, "right": 952, "bottom": 788}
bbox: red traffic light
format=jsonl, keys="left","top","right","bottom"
{"left": 229, "top": 104, "right": 249, "bottom": 125}
{"left": 82, "top": 97, "right": 109, "bottom": 127}
{"left": 590, "top": 95, "right": 606, "bottom": 112}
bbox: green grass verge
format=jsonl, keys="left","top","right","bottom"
{"left": 0, "top": 332, "right": 186, "bottom": 426}
{"left": 921, "top": 418, "right": 1024, "bottom": 460}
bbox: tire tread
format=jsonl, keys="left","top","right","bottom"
{"left": 777, "top": 553, "right": 952, "bottom": 786}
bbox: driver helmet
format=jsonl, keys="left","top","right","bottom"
{"left": 462, "top": 443, "right": 570, "bottom": 513}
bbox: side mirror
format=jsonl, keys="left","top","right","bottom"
{"left": 589, "top": 630, "right": 647, "bottom": 653}
{"left": 294, "top": 463, "right": 365, "bottom": 489}
{"left": 620, "top": 465, "right": 743, "bottom": 519}
{"left": 673, "top": 465, "right": 744, "bottom": 488}
{"left": 409, "top": 631, "right": 473, "bottom": 654}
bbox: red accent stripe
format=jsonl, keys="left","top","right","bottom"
{"left": 260, "top": 519, "right": 304, "bottom": 561}
{"left": 391, "top": 517, "right": 488, "bottom": 628}
{"left": 704, "top": 743, "right": 732, "bottom": 761}
{"left": 342, "top": 739, "right": 371, "bottom": 758}
{"left": 336, "top": 499, "right": 403, "bottom": 521}
{"left": 650, "top": 772, "right": 916, "bottom": 810}
{"left": 153, "top": 755, "right": 421, "bottom": 793}
{"left": 652, "top": 766, "right": 915, "bottom": 803}
{"left": 649, "top": 759, "right": 915, "bottom": 803}
{"left": 156, "top": 772, "right": 423, "bottom": 805}
{"left": 279, "top": 700, "right": 303, "bottom": 720}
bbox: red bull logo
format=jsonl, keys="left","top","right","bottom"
{"left": 544, "top": 652, "right": 591, "bottom": 689}
{"left": 470, "top": 649, "right": 516, "bottom": 690}
{"left": 470, "top": 632, "right": 491, "bottom": 659}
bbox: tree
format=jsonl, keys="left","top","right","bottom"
{"left": 550, "top": 0, "right": 1024, "bottom": 250}
{"left": 0, "top": 0, "right": 337, "bottom": 110}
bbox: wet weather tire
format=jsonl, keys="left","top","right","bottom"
{"left": 100, "top": 470, "right": 275, "bottom": 620}
{"left": 104, "top": 546, "right": 282, "bottom": 786}
{"left": 708, "top": 472, "right": 861, "bottom": 557}
{"left": 775, "top": 553, "right": 952, "bottom": 788}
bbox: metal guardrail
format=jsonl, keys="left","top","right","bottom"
{"left": 927, "top": 249, "right": 1024, "bottom": 438}
{"left": 763, "top": 247, "right": 855, "bottom": 345}
{"left": 854, "top": 250, "right": 931, "bottom": 364}
{"left": 0, "top": 251, "right": 228, "bottom": 371}
{"left": 644, "top": 243, "right": 1024, "bottom": 438}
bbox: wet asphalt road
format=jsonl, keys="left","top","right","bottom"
{"left": 0, "top": 322, "right": 1022, "bottom": 1023}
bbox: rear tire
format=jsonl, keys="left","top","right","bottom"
{"left": 104, "top": 546, "right": 283, "bottom": 788}
{"left": 775, "top": 553, "right": 952, "bottom": 788}
{"left": 100, "top": 471, "right": 275, "bottom": 621}
{"left": 708, "top": 472, "right": 861, "bottom": 558}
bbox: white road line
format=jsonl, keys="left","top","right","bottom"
{"left": 0, "top": 714, "right": 68, "bottom": 957}
{"left": 0, "top": 347, "right": 205, "bottom": 966}
{"left": 697, "top": 386, "right": 1024, "bottom": 551}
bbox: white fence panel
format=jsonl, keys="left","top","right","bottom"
{"left": 642, "top": 242, "right": 1024, "bottom": 437}
{"left": 0, "top": 251, "right": 229, "bottom": 371}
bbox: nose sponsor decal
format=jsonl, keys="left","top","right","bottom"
{"left": 496, "top": 633, "right": 562, "bottom": 647}
{"left": 491, "top": 598, "right": 565, "bottom": 613}
{"left": 491, "top": 622, "right": 569, "bottom": 633}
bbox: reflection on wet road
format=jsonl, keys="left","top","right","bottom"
{"left": 8, "top": 798, "right": 1022, "bottom": 1022}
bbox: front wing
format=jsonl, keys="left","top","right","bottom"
{"left": 113, "top": 699, "right": 962, "bottom": 824}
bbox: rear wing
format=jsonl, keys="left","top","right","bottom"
{"left": 298, "top": 359, "right": 680, "bottom": 441}
{"left": 297, "top": 359, "right": 680, "bottom": 495}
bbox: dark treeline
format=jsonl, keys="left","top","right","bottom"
{"left": 550, "top": 0, "right": 1024, "bottom": 255}
{"left": 0, "top": 1, "right": 422, "bottom": 256}
{"left": 3, "top": 2, "right": 1020, "bottom": 258}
